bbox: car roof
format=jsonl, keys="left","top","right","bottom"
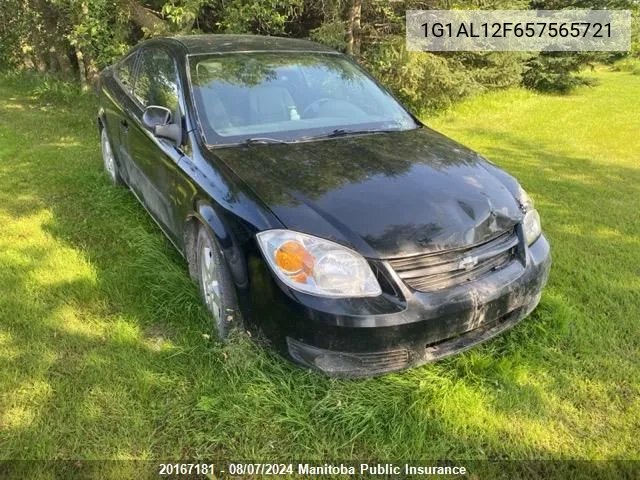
{"left": 165, "top": 34, "right": 337, "bottom": 55}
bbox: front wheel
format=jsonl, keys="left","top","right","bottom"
{"left": 196, "top": 226, "right": 242, "bottom": 339}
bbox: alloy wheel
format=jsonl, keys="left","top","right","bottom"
{"left": 101, "top": 129, "right": 117, "bottom": 183}
{"left": 199, "top": 236, "right": 223, "bottom": 328}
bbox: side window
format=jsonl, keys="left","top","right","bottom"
{"left": 134, "top": 48, "right": 179, "bottom": 113}
{"left": 116, "top": 53, "right": 137, "bottom": 92}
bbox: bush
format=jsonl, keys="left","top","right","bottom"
{"left": 310, "top": 20, "right": 347, "bottom": 51}
{"left": 612, "top": 57, "right": 640, "bottom": 74}
{"left": 363, "top": 37, "right": 525, "bottom": 115}
{"left": 522, "top": 52, "right": 598, "bottom": 94}
{"left": 0, "top": 70, "right": 95, "bottom": 106}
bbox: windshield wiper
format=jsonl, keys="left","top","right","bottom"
{"left": 216, "top": 129, "right": 397, "bottom": 148}
{"left": 301, "top": 128, "right": 394, "bottom": 142}
{"left": 241, "top": 137, "right": 290, "bottom": 145}
{"left": 329, "top": 128, "right": 385, "bottom": 137}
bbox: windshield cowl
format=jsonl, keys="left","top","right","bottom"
{"left": 205, "top": 126, "right": 423, "bottom": 150}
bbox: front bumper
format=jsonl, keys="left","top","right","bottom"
{"left": 249, "top": 233, "right": 551, "bottom": 377}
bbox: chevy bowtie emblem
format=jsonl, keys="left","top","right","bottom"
{"left": 458, "top": 256, "right": 479, "bottom": 270}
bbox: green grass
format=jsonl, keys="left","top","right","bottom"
{"left": 0, "top": 69, "right": 639, "bottom": 474}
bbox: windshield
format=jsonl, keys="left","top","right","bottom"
{"left": 188, "top": 52, "right": 419, "bottom": 145}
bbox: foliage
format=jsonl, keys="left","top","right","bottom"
{"left": 364, "top": 36, "right": 528, "bottom": 114}
{"left": 0, "top": 70, "right": 96, "bottom": 107}
{"left": 0, "top": 0, "right": 640, "bottom": 106}
{"left": 612, "top": 56, "right": 640, "bottom": 74}
{"left": 58, "top": 0, "right": 131, "bottom": 69}
{"left": 0, "top": 0, "right": 25, "bottom": 70}
{"left": 523, "top": 52, "right": 599, "bottom": 93}
{"left": 0, "top": 0, "right": 635, "bottom": 111}
{"left": 310, "top": 20, "right": 348, "bottom": 51}
{"left": 365, "top": 38, "right": 477, "bottom": 113}
{"left": 214, "top": 0, "right": 304, "bottom": 34}
{"left": 161, "top": 0, "right": 208, "bottom": 31}
{"left": 632, "top": 5, "right": 640, "bottom": 57}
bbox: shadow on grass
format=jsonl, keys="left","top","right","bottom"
{"left": 0, "top": 79, "right": 638, "bottom": 476}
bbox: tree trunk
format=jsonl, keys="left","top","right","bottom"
{"left": 346, "top": 0, "right": 361, "bottom": 56}
{"left": 28, "top": 23, "right": 47, "bottom": 72}
{"left": 75, "top": 2, "right": 91, "bottom": 89}
{"left": 23, "top": 54, "right": 37, "bottom": 71}
{"left": 85, "top": 55, "right": 99, "bottom": 86}
{"left": 75, "top": 45, "right": 88, "bottom": 90}
{"left": 35, "top": 52, "right": 47, "bottom": 72}
{"left": 54, "top": 46, "right": 72, "bottom": 77}
{"left": 122, "top": 0, "right": 169, "bottom": 33}
{"left": 46, "top": 49, "right": 59, "bottom": 73}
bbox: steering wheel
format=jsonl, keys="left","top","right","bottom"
{"left": 302, "top": 98, "right": 333, "bottom": 118}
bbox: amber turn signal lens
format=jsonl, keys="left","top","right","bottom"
{"left": 274, "top": 241, "right": 314, "bottom": 279}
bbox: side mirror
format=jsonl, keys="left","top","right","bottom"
{"left": 142, "top": 105, "right": 182, "bottom": 146}
{"left": 142, "top": 105, "right": 171, "bottom": 129}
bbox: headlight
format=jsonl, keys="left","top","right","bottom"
{"left": 256, "top": 230, "right": 382, "bottom": 298}
{"left": 523, "top": 209, "right": 541, "bottom": 246}
{"left": 517, "top": 184, "right": 535, "bottom": 212}
{"left": 518, "top": 186, "right": 542, "bottom": 246}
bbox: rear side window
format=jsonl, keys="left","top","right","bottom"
{"left": 116, "top": 53, "right": 137, "bottom": 92}
{"left": 134, "top": 48, "right": 179, "bottom": 113}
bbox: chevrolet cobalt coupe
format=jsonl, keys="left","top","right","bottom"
{"left": 97, "top": 35, "right": 551, "bottom": 376}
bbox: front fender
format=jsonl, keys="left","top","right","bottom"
{"left": 187, "top": 202, "right": 249, "bottom": 289}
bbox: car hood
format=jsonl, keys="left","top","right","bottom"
{"left": 212, "top": 127, "right": 524, "bottom": 258}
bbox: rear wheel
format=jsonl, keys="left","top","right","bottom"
{"left": 196, "top": 226, "right": 242, "bottom": 339}
{"left": 100, "top": 127, "right": 123, "bottom": 186}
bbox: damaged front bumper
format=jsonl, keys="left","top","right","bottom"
{"left": 275, "top": 233, "right": 551, "bottom": 377}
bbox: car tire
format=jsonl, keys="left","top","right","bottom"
{"left": 100, "top": 126, "right": 123, "bottom": 186}
{"left": 196, "top": 225, "right": 242, "bottom": 339}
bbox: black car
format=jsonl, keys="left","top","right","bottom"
{"left": 97, "top": 34, "right": 551, "bottom": 377}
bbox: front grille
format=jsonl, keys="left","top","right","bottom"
{"left": 388, "top": 229, "right": 519, "bottom": 292}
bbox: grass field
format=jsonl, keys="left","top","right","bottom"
{"left": 0, "top": 68, "right": 638, "bottom": 474}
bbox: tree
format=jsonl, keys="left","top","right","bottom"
{"left": 346, "top": 0, "right": 361, "bottom": 55}
{"left": 1, "top": 0, "right": 634, "bottom": 102}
